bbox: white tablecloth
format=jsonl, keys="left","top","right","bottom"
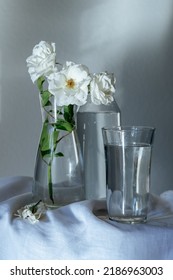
{"left": 0, "top": 176, "right": 173, "bottom": 260}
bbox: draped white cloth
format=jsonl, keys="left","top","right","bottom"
{"left": 0, "top": 176, "right": 173, "bottom": 260}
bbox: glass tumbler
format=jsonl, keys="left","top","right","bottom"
{"left": 102, "top": 126, "right": 155, "bottom": 223}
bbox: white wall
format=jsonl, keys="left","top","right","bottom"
{"left": 0, "top": 0, "right": 173, "bottom": 194}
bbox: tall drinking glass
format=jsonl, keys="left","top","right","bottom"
{"left": 102, "top": 126, "right": 155, "bottom": 223}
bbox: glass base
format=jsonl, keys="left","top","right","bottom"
{"left": 32, "top": 182, "right": 85, "bottom": 209}
{"left": 109, "top": 215, "right": 147, "bottom": 224}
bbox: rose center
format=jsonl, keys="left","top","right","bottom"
{"left": 66, "top": 78, "right": 75, "bottom": 89}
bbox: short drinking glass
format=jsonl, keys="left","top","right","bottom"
{"left": 102, "top": 126, "right": 155, "bottom": 223}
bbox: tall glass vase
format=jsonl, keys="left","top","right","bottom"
{"left": 77, "top": 95, "right": 121, "bottom": 200}
{"left": 32, "top": 95, "right": 84, "bottom": 208}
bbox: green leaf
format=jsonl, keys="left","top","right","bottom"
{"left": 53, "top": 129, "right": 59, "bottom": 145}
{"left": 39, "top": 123, "right": 60, "bottom": 158}
{"left": 55, "top": 119, "right": 74, "bottom": 132}
{"left": 39, "top": 122, "right": 51, "bottom": 152}
{"left": 41, "top": 90, "right": 52, "bottom": 107}
{"left": 40, "top": 149, "right": 51, "bottom": 158}
{"left": 55, "top": 152, "right": 64, "bottom": 157}
{"left": 37, "top": 76, "right": 45, "bottom": 92}
{"left": 64, "top": 105, "right": 74, "bottom": 123}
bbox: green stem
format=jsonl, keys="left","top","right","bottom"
{"left": 30, "top": 200, "right": 42, "bottom": 214}
{"left": 47, "top": 130, "right": 70, "bottom": 204}
{"left": 43, "top": 105, "right": 56, "bottom": 121}
{"left": 48, "top": 162, "right": 54, "bottom": 204}
{"left": 56, "top": 131, "right": 71, "bottom": 145}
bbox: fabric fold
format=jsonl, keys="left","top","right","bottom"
{"left": 0, "top": 176, "right": 173, "bottom": 260}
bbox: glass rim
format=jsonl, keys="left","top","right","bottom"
{"left": 102, "top": 125, "right": 155, "bottom": 132}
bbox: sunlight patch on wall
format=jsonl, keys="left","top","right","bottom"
{"left": 79, "top": 0, "right": 173, "bottom": 54}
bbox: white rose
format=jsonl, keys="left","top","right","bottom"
{"left": 90, "top": 72, "right": 116, "bottom": 105}
{"left": 26, "top": 41, "right": 57, "bottom": 83}
{"left": 48, "top": 61, "right": 91, "bottom": 106}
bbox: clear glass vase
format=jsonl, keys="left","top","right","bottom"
{"left": 32, "top": 95, "right": 84, "bottom": 208}
{"left": 77, "top": 95, "right": 121, "bottom": 200}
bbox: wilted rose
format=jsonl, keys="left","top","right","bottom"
{"left": 90, "top": 72, "right": 115, "bottom": 105}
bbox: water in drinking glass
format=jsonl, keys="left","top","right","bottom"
{"left": 105, "top": 143, "right": 152, "bottom": 223}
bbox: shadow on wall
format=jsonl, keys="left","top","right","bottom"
{"left": 1, "top": 0, "right": 173, "bottom": 190}
{"left": 119, "top": 4, "right": 173, "bottom": 194}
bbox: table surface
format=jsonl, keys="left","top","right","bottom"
{"left": 0, "top": 176, "right": 173, "bottom": 260}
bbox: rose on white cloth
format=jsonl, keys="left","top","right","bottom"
{"left": 15, "top": 201, "right": 47, "bottom": 224}
{"left": 90, "top": 72, "right": 115, "bottom": 105}
{"left": 48, "top": 61, "right": 91, "bottom": 106}
{"left": 26, "top": 41, "right": 57, "bottom": 83}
